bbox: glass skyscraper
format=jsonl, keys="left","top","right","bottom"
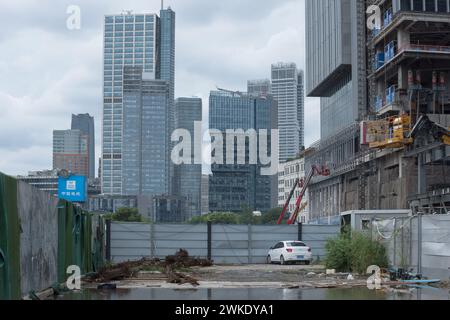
{"left": 53, "top": 129, "right": 89, "bottom": 177}
{"left": 122, "top": 66, "right": 170, "bottom": 196}
{"left": 174, "top": 97, "right": 202, "bottom": 220}
{"left": 102, "top": 8, "right": 175, "bottom": 195}
{"left": 208, "top": 91, "right": 278, "bottom": 213}
{"left": 71, "top": 114, "right": 95, "bottom": 179}
{"left": 247, "top": 79, "right": 271, "bottom": 97}
{"left": 271, "top": 63, "right": 304, "bottom": 163}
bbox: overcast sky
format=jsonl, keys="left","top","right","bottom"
{"left": 0, "top": 0, "right": 320, "bottom": 176}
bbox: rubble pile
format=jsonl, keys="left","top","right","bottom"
{"left": 85, "top": 249, "right": 212, "bottom": 285}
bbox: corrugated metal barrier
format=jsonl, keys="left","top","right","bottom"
{"left": 110, "top": 222, "right": 340, "bottom": 264}
{"left": 373, "top": 215, "right": 450, "bottom": 280}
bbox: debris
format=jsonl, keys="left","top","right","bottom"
{"left": 86, "top": 249, "right": 211, "bottom": 286}
{"left": 307, "top": 272, "right": 316, "bottom": 277}
{"left": 326, "top": 269, "right": 336, "bottom": 275}
{"left": 165, "top": 249, "right": 213, "bottom": 268}
{"left": 166, "top": 265, "right": 200, "bottom": 286}
{"left": 347, "top": 274, "right": 354, "bottom": 280}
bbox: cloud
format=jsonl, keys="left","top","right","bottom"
{"left": 0, "top": 0, "right": 319, "bottom": 176}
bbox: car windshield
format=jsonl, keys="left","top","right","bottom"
{"left": 286, "top": 242, "right": 306, "bottom": 247}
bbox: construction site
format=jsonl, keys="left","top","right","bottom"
{"left": 303, "top": 0, "right": 450, "bottom": 224}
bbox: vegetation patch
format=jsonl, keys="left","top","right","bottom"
{"left": 325, "top": 229, "right": 388, "bottom": 274}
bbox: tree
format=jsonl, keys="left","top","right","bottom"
{"left": 261, "top": 207, "right": 286, "bottom": 225}
{"left": 189, "top": 212, "right": 240, "bottom": 224}
{"left": 237, "top": 205, "right": 262, "bottom": 225}
{"left": 109, "top": 207, "right": 143, "bottom": 222}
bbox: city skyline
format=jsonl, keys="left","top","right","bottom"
{"left": 0, "top": 0, "right": 318, "bottom": 176}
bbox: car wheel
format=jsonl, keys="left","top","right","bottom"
{"left": 280, "top": 255, "right": 285, "bottom": 265}
{"left": 267, "top": 255, "right": 272, "bottom": 264}
{"left": 305, "top": 261, "right": 311, "bottom": 265}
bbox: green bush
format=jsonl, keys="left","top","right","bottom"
{"left": 350, "top": 232, "right": 388, "bottom": 274}
{"left": 324, "top": 232, "right": 352, "bottom": 272}
{"left": 105, "top": 207, "right": 144, "bottom": 222}
{"left": 189, "top": 212, "right": 240, "bottom": 224}
{"left": 325, "top": 230, "right": 388, "bottom": 274}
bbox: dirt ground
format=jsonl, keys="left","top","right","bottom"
{"left": 189, "top": 264, "right": 327, "bottom": 282}
{"left": 84, "top": 264, "right": 371, "bottom": 290}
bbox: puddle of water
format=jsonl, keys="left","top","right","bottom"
{"left": 53, "top": 287, "right": 450, "bottom": 300}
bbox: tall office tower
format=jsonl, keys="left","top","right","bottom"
{"left": 102, "top": 9, "right": 176, "bottom": 195}
{"left": 160, "top": 8, "right": 176, "bottom": 194}
{"left": 174, "top": 97, "right": 202, "bottom": 220}
{"left": 306, "top": 0, "right": 367, "bottom": 139}
{"left": 271, "top": 63, "right": 304, "bottom": 162}
{"left": 71, "top": 114, "right": 95, "bottom": 179}
{"left": 304, "top": 0, "right": 369, "bottom": 222}
{"left": 247, "top": 79, "right": 271, "bottom": 96}
{"left": 297, "top": 71, "right": 305, "bottom": 150}
{"left": 208, "top": 90, "right": 278, "bottom": 213}
{"left": 53, "top": 129, "right": 89, "bottom": 177}
{"left": 122, "top": 66, "right": 169, "bottom": 196}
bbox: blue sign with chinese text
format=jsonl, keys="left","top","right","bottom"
{"left": 58, "top": 175, "right": 87, "bottom": 202}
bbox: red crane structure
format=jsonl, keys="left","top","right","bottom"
{"left": 277, "top": 165, "right": 330, "bottom": 225}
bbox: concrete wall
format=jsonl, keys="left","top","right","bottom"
{"left": 110, "top": 223, "right": 340, "bottom": 264}
{"left": 17, "top": 181, "right": 59, "bottom": 296}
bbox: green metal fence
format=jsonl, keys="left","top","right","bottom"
{"left": 1, "top": 172, "right": 105, "bottom": 300}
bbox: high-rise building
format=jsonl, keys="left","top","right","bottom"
{"left": 304, "top": 0, "right": 450, "bottom": 223}
{"left": 71, "top": 114, "right": 95, "bottom": 179}
{"left": 208, "top": 90, "right": 278, "bottom": 213}
{"left": 122, "top": 66, "right": 170, "bottom": 196}
{"left": 174, "top": 97, "right": 202, "bottom": 220}
{"left": 271, "top": 63, "right": 304, "bottom": 162}
{"left": 160, "top": 8, "right": 176, "bottom": 121}
{"left": 247, "top": 79, "right": 271, "bottom": 96}
{"left": 306, "top": 0, "right": 367, "bottom": 139}
{"left": 53, "top": 129, "right": 89, "bottom": 177}
{"left": 102, "top": 9, "right": 175, "bottom": 195}
{"left": 160, "top": 8, "right": 176, "bottom": 195}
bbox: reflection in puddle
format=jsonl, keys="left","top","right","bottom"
{"left": 54, "top": 286, "right": 450, "bottom": 300}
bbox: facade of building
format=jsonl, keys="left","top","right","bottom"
{"left": 247, "top": 79, "right": 271, "bottom": 96}
{"left": 87, "top": 195, "right": 138, "bottom": 213}
{"left": 304, "top": 0, "right": 450, "bottom": 223}
{"left": 16, "top": 170, "right": 59, "bottom": 195}
{"left": 208, "top": 90, "right": 278, "bottom": 213}
{"left": 271, "top": 63, "right": 304, "bottom": 162}
{"left": 277, "top": 157, "right": 309, "bottom": 224}
{"left": 71, "top": 114, "right": 95, "bottom": 179}
{"left": 122, "top": 66, "right": 170, "bottom": 197}
{"left": 174, "top": 97, "right": 203, "bottom": 220}
{"left": 102, "top": 9, "right": 175, "bottom": 196}
{"left": 201, "top": 174, "right": 210, "bottom": 215}
{"left": 53, "top": 129, "right": 89, "bottom": 177}
{"left": 306, "top": 0, "right": 367, "bottom": 139}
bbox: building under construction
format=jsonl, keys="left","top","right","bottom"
{"left": 304, "top": 0, "right": 450, "bottom": 224}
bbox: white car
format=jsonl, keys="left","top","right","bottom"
{"left": 267, "top": 241, "right": 312, "bottom": 265}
